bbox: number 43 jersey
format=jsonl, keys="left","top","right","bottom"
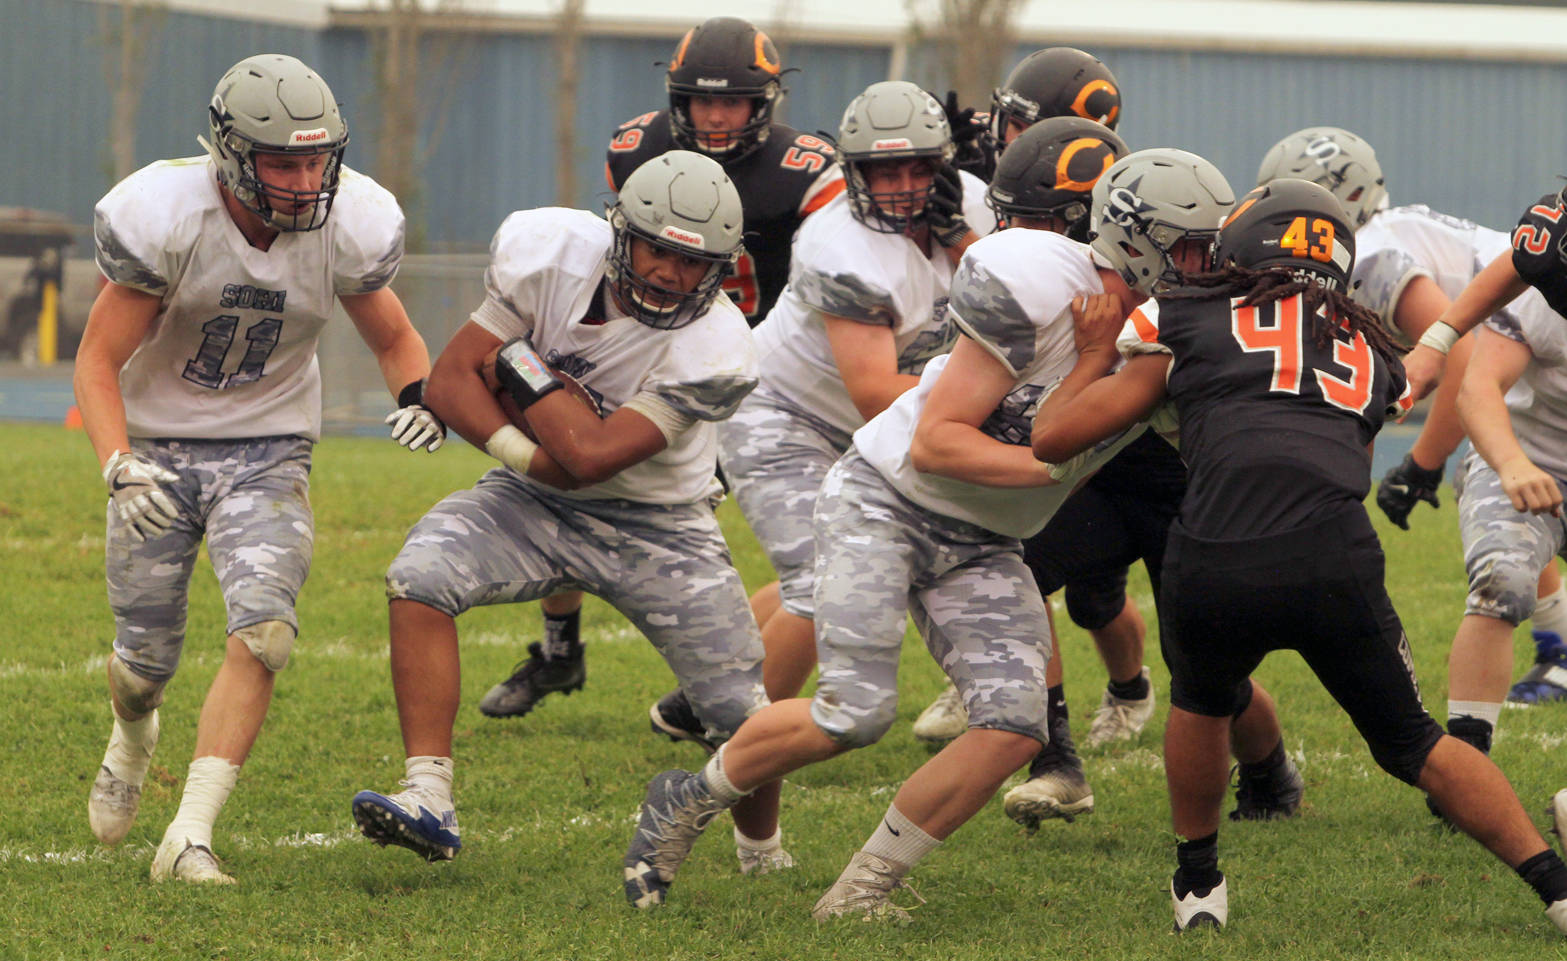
{"left": 94, "top": 156, "right": 405, "bottom": 442}
{"left": 1158, "top": 290, "right": 1412, "bottom": 540}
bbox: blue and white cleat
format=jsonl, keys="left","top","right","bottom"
{"left": 1172, "top": 874, "right": 1227, "bottom": 932}
{"left": 1507, "top": 632, "right": 1567, "bottom": 705}
{"left": 622, "top": 769, "right": 729, "bottom": 908}
{"left": 352, "top": 783, "right": 461, "bottom": 862}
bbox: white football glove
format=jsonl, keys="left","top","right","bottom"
{"left": 386, "top": 378, "right": 446, "bottom": 452}
{"left": 102, "top": 450, "right": 181, "bottom": 542}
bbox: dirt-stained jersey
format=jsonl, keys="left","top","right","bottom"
{"left": 469, "top": 206, "right": 757, "bottom": 505}
{"left": 1351, "top": 204, "right": 1516, "bottom": 344}
{"left": 752, "top": 181, "right": 995, "bottom": 435}
{"left": 605, "top": 110, "right": 844, "bottom": 325}
{"left": 1511, "top": 192, "right": 1567, "bottom": 321}
{"left": 1159, "top": 290, "right": 1412, "bottom": 540}
{"left": 93, "top": 156, "right": 403, "bottom": 441}
{"left": 854, "top": 229, "right": 1141, "bottom": 538}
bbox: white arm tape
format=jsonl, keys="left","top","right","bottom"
{"left": 485, "top": 424, "right": 538, "bottom": 474}
{"left": 1416, "top": 321, "right": 1460, "bottom": 355}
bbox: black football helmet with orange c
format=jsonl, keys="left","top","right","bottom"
{"left": 666, "top": 17, "right": 784, "bottom": 161}
{"left": 986, "top": 116, "right": 1128, "bottom": 240}
{"left": 990, "top": 47, "right": 1122, "bottom": 144}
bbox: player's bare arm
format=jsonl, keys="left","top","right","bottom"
{"left": 341, "top": 288, "right": 433, "bottom": 395}
{"left": 1458, "top": 325, "right": 1562, "bottom": 516}
{"left": 1406, "top": 250, "right": 1530, "bottom": 400}
{"left": 910, "top": 336, "right": 1056, "bottom": 488}
{"left": 1032, "top": 352, "right": 1168, "bottom": 464}
{"left": 823, "top": 312, "right": 920, "bottom": 420}
{"left": 73, "top": 282, "right": 162, "bottom": 468}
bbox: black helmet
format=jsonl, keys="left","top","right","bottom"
{"left": 666, "top": 17, "right": 783, "bottom": 160}
{"left": 986, "top": 116, "right": 1127, "bottom": 240}
{"left": 990, "top": 47, "right": 1121, "bottom": 143}
{"left": 1217, "top": 178, "right": 1356, "bottom": 291}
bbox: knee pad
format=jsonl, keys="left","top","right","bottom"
{"left": 1467, "top": 553, "right": 1539, "bottom": 625}
{"left": 1063, "top": 572, "right": 1129, "bottom": 631}
{"left": 109, "top": 654, "right": 166, "bottom": 715}
{"left": 1230, "top": 678, "right": 1256, "bottom": 719}
{"left": 234, "top": 620, "right": 296, "bottom": 672}
{"left": 1365, "top": 718, "right": 1444, "bottom": 786}
{"left": 819, "top": 702, "right": 897, "bottom": 750}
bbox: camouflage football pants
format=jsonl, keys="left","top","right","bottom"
{"left": 717, "top": 388, "right": 853, "bottom": 619}
{"left": 385, "top": 468, "right": 767, "bottom": 739}
{"left": 808, "top": 451, "right": 1053, "bottom": 748}
{"left": 1455, "top": 449, "right": 1567, "bottom": 625}
{"left": 107, "top": 436, "right": 313, "bottom": 681}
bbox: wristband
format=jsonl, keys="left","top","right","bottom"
{"left": 485, "top": 424, "right": 538, "bottom": 474}
{"left": 397, "top": 378, "right": 428, "bottom": 409}
{"left": 1416, "top": 321, "right": 1460, "bottom": 355}
{"left": 495, "top": 338, "right": 562, "bottom": 411}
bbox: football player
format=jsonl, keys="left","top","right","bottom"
{"left": 477, "top": 17, "right": 844, "bottom": 746}
{"left": 348, "top": 152, "right": 781, "bottom": 870}
{"left": 1032, "top": 175, "right": 1567, "bottom": 935}
{"left": 1259, "top": 126, "right": 1567, "bottom": 709}
{"left": 78, "top": 54, "right": 441, "bottom": 884}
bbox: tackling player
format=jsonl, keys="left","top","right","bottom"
{"left": 1032, "top": 175, "right": 1567, "bottom": 935}
{"left": 78, "top": 54, "right": 441, "bottom": 884}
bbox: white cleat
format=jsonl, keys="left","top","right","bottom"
{"left": 151, "top": 837, "right": 236, "bottom": 885}
{"left": 1550, "top": 788, "right": 1567, "bottom": 847}
{"left": 1548, "top": 898, "right": 1567, "bottom": 936}
{"left": 88, "top": 709, "right": 159, "bottom": 846}
{"left": 1172, "top": 875, "right": 1227, "bottom": 932}
{"left": 811, "top": 851, "right": 923, "bottom": 922}
{"left": 1084, "top": 667, "right": 1156, "bottom": 749}
{"left": 737, "top": 844, "right": 796, "bottom": 876}
{"left": 1002, "top": 768, "right": 1094, "bottom": 830}
{"left": 911, "top": 684, "right": 967, "bottom": 745}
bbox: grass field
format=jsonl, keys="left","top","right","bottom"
{"left": 1, "top": 419, "right": 1563, "bottom": 960}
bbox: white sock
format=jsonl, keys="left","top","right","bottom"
{"left": 1447, "top": 700, "right": 1502, "bottom": 730}
{"left": 735, "top": 825, "right": 784, "bottom": 852}
{"left": 861, "top": 802, "right": 941, "bottom": 868}
{"left": 101, "top": 705, "right": 158, "bottom": 784}
{"left": 1534, "top": 583, "right": 1567, "bottom": 638}
{"left": 702, "top": 745, "right": 745, "bottom": 804}
{"left": 161, "top": 756, "right": 239, "bottom": 852}
{"left": 405, "top": 755, "right": 454, "bottom": 802}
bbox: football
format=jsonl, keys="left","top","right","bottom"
{"left": 480, "top": 344, "right": 602, "bottom": 442}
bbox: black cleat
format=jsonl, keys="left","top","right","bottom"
{"left": 1230, "top": 754, "right": 1303, "bottom": 821}
{"left": 478, "top": 642, "right": 585, "bottom": 718}
{"left": 648, "top": 688, "right": 716, "bottom": 753}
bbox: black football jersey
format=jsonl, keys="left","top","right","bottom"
{"left": 1511, "top": 192, "right": 1567, "bottom": 319}
{"left": 1158, "top": 291, "right": 1412, "bottom": 541}
{"left": 606, "top": 110, "right": 841, "bottom": 326}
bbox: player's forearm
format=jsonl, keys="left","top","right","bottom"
{"left": 371, "top": 326, "right": 433, "bottom": 398}
{"left": 911, "top": 423, "right": 1055, "bottom": 488}
{"left": 1458, "top": 378, "right": 1530, "bottom": 475}
{"left": 72, "top": 355, "right": 132, "bottom": 468}
{"left": 1437, "top": 252, "right": 1530, "bottom": 338}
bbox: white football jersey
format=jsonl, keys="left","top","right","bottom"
{"left": 1351, "top": 204, "right": 1516, "bottom": 344}
{"left": 94, "top": 156, "right": 404, "bottom": 441}
{"left": 750, "top": 171, "right": 996, "bottom": 434}
{"left": 469, "top": 207, "right": 758, "bottom": 505}
{"left": 854, "top": 229, "right": 1142, "bottom": 538}
{"left": 1484, "top": 290, "right": 1567, "bottom": 480}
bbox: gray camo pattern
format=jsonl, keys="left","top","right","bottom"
{"left": 94, "top": 209, "right": 167, "bottom": 295}
{"left": 717, "top": 389, "right": 853, "bottom": 617}
{"left": 793, "top": 268, "right": 896, "bottom": 325}
{"left": 808, "top": 451, "right": 1053, "bottom": 747}
{"left": 1454, "top": 449, "right": 1567, "bottom": 624}
{"left": 386, "top": 468, "right": 767, "bottom": 739}
{"left": 949, "top": 259, "right": 1033, "bottom": 374}
{"left": 108, "top": 436, "right": 314, "bottom": 680}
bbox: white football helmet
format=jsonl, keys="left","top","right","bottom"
{"left": 1256, "top": 126, "right": 1387, "bottom": 229}
{"left": 836, "top": 81, "right": 954, "bottom": 233}
{"left": 1090, "top": 148, "right": 1234, "bottom": 295}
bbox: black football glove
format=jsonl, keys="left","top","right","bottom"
{"left": 1376, "top": 452, "right": 1444, "bottom": 530}
{"left": 940, "top": 90, "right": 983, "bottom": 147}
{"left": 926, "top": 163, "right": 971, "bottom": 249}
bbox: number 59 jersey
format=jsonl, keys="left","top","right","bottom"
{"left": 94, "top": 156, "right": 405, "bottom": 441}
{"left": 1159, "top": 290, "right": 1412, "bottom": 540}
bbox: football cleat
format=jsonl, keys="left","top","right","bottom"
{"left": 1230, "top": 754, "right": 1303, "bottom": 821}
{"left": 811, "top": 851, "right": 923, "bottom": 922}
{"left": 150, "top": 837, "right": 236, "bottom": 885}
{"left": 911, "top": 684, "right": 967, "bottom": 745}
{"left": 1550, "top": 788, "right": 1567, "bottom": 846}
{"left": 88, "top": 709, "right": 159, "bottom": 846}
{"left": 351, "top": 783, "right": 461, "bottom": 862}
{"left": 1507, "top": 631, "right": 1567, "bottom": 705}
{"left": 737, "top": 843, "right": 796, "bottom": 876}
{"left": 623, "top": 769, "right": 730, "bottom": 908}
{"left": 477, "top": 641, "right": 585, "bottom": 718}
{"left": 1171, "top": 874, "right": 1227, "bottom": 931}
{"left": 1083, "top": 667, "right": 1156, "bottom": 748}
{"left": 1003, "top": 711, "right": 1093, "bottom": 830}
{"left": 1548, "top": 898, "right": 1567, "bottom": 936}
{"left": 649, "top": 688, "right": 716, "bottom": 753}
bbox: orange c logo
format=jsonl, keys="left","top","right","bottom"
{"left": 754, "top": 31, "right": 781, "bottom": 75}
{"left": 1056, "top": 138, "right": 1115, "bottom": 192}
{"left": 671, "top": 29, "right": 694, "bottom": 69}
{"left": 1070, "top": 79, "right": 1120, "bottom": 127}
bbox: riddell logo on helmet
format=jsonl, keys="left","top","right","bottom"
{"left": 873, "top": 138, "right": 914, "bottom": 151}
{"left": 661, "top": 225, "right": 706, "bottom": 249}
{"left": 289, "top": 128, "right": 330, "bottom": 146}
{"left": 697, "top": 78, "right": 730, "bottom": 87}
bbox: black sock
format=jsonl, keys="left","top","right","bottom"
{"left": 1174, "top": 832, "right": 1223, "bottom": 897}
{"left": 1446, "top": 716, "right": 1493, "bottom": 755}
{"left": 541, "top": 609, "right": 581, "bottom": 661}
{"left": 1047, "top": 684, "right": 1069, "bottom": 724}
{"left": 1107, "top": 671, "right": 1150, "bottom": 701}
{"left": 1517, "top": 849, "right": 1567, "bottom": 906}
{"left": 1241, "top": 739, "right": 1287, "bottom": 775}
